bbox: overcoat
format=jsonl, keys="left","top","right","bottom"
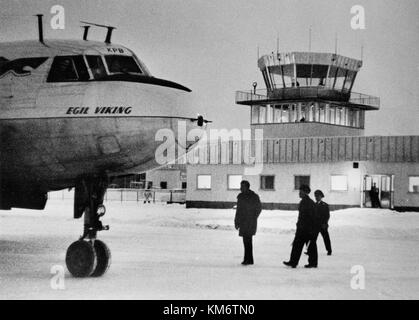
{"left": 234, "top": 190, "right": 262, "bottom": 237}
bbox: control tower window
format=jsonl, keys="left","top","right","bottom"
{"left": 266, "top": 105, "right": 273, "bottom": 123}
{"left": 296, "top": 64, "right": 311, "bottom": 86}
{"left": 319, "top": 103, "right": 326, "bottom": 122}
{"left": 282, "top": 65, "right": 294, "bottom": 87}
{"left": 307, "top": 103, "right": 316, "bottom": 122}
{"left": 105, "top": 55, "right": 142, "bottom": 74}
{"left": 251, "top": 106, "right": 260, "bottom": 124}
{"left": 259, "top": 106, "right": 266, "bottom": 124}
{"left": 290, "top": 104, "right": 297, "bottom": 122}
{"left": 47, "top": 56, "right": 89, "bottom": 82}
{"left": 343, "top": 70, "right": 356, "bottom": 91}
{"left": 274, "top": 105, "right": 282, "bottom": 123}
{"left": 311, "top": 65, "right": 328, "bottom": 87}
{"left": 281, "top": 105, "right": 289, "bottom": 122}
{"left": 86, "top": 55, "right": 106, "bottom": 79}
{"left": 268, "top": 67, "right": 282, "bottom": 89}
{"left": 334, "top": 68, "right": 348, "bottom": 90}
{"left": 329, "top": 106, "right": 336, "bottom": 124}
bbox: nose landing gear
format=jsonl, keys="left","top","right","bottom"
{"left": 65, "top": 177, "right": 111, "bottom": 278}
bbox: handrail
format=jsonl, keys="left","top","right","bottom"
{"left": 236, "top": 86, "right": 380, "bottom": 109}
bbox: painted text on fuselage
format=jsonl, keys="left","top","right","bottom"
{"left": 66, "top": 106, "right": 132, "bottom": 115}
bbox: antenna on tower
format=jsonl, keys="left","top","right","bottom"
{"left": 257, "top": 45, "right": 260, "bottom": 60}
{"left": 361, "top": 44, "right": 364, "bottom": 61}
{"left": 276, "top": 32, "right": 279, "bottom": 56}
{"left": 334, "top": 32, "right": 338, "bottom": 54}
{"left": 309, "top": 26, "right": 312, "bottom": 52}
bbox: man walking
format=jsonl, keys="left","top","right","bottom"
{"left": 314, "top": 190, "right": 332, "bottom": 255}
{"left": 283, "top": 184, "right": 317, "bottom": 268}
{"left": 235, "top": 180, "right": 262, "bottom": 265}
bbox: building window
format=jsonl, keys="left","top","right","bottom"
{"left": 227, "top": 175, "right": 242, "bottom": 190}
{"left": 294, "top": 175, "right": 310, "bottom": 190}
{"left": 259, "top": 106, "right": 266, "bottom": 124}
{"left": 160, "top": 181, "right": 167, "bottom": 189}
{"left": 182, "top": 182, "right": 187, "bottom": 189}
{"left": 331, "top": 175, "right": 348, "bottom": 191}
{"left": 197, "top": 175, "right": 211, "bottom": 190}
{"left": 408, "top": 176, "right": 419, "bottom": 193}
{"left": 266, "top": 105, "right": 273, "bottom": 123}
{"left": 281, "top": 104, "right": 289, "bottom": 122}
{"left": 260, "top": 175, "right": 275, "bottom": 190}
{"left": 251, "top": 106, "right": 259, "bottom": 124}
{"left": 274, "top": 105, "right": 282, "bottom": 123}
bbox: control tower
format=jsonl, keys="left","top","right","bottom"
{"left": 236, "top": 52, "right": 380, "bottom": 138}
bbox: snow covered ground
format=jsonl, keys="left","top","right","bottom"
{"left": 1, "top": 198, "right": 419, "bottom": 300}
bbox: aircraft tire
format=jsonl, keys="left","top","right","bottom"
{"left": 91, "top": 240, "right": 111, "bottom": 277}
{"left": 66, "top": 240, "right": 97, "bottom": 277}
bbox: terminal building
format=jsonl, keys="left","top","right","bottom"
{"left": 185, "top": 51, "right": 419, "bottom": 211}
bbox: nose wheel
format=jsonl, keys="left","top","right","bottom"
{"left": 66, "top": 240, "right": 97, "bottom": 277}
{"left": 66, "top": 239, "right": 111, "bottom": 277}
{"left": 65, "top": 177, "right": 111, "bottom": 278}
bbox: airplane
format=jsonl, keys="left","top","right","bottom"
{"left": 0, "top": 16, "right": 207, "bottom": 277}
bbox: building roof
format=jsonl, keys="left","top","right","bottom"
{"left": 258, "top": 52, "right": 363, "bottom": 72}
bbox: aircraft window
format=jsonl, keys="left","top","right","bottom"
{"left": 86, "top": 55, "right": 107, "bottom": 79}
{"left": 0, "top": 57, "right": 48, "bottom": 76}
{"left": 47, "top": 56, "right": 89, "bottom": 82}
{"left": 105, "top": 55, "right": 142, "bottom": 74}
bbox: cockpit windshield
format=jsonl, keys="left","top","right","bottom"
{"left": 47, "top": 54, "right": 146, "bottom": 82}
{"left": 105, "top": 55, "right": 142, "bottom": 74}
{"left": 86, "top": 55, "right": 107, "bottom": 80}
{"left": 47, "top": 55, "right": 89, "bottom": 82}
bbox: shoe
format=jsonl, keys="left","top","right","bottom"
{"left": 327, "top": 251, "right": 332, "bottom": 256}
{"left": 304, "top": 264, "right": 317, "bottom": 268}
{"left": 241, "top": 261, "right": 253, "bottom": 265}
{"left": 283, "top": 261, "right": 297, "bottom": 268}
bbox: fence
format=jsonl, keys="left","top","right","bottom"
{"left": 48, "top": 188, "right": 186, "bottom": 204}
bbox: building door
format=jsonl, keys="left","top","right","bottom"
{"left": 363, "top": 175, "right": 394, "bottom": 209}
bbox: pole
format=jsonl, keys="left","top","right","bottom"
{"left": 334, "top": 32, "right": 338, "bottom": 54}
{"left": 309, "top": 27, "right": 312, "bottom": 52}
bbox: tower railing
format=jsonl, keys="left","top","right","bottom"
{"left": 236, "top": 86, "right": 380, "bottom": 109}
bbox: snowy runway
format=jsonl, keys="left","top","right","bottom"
{"left": 1, "top": 200, "right": 418, "bottom": 299}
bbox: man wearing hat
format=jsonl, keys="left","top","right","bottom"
{"left": 283, "top": 184, "right": 317, "bottom": 268}
{"left": 314, "top": 190, "right": 332, "bottom": 256}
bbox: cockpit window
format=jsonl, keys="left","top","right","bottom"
{"left": 105, "top": 55, "right": 142, "bottom": 74}
{"left": 86, "top": 55, "right": 107, "bottom": 79}
{"left": 47, "top": 55, "right": 89, "bottom": 82}
{"left": 0, "top": 57, "right": 48, "bottom": 76}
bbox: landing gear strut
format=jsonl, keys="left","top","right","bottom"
{"left": 65, "top": 177, "right": 111, "bottom": 277}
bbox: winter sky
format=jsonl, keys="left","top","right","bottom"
{"left": 1, "top": 0, "right": 418, "bottom": 136}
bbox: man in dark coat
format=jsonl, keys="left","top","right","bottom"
{"left": 235, "top": 180, "right": 262, "bottom": 265}
{"left": 283, "top": 184, "right": 318, "bottom": 268}
{"left": 314, "top": 190, "right": 332, "bottom": 255}
{"left": 370, "top": 183, "right": 382, "bottom": 208}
